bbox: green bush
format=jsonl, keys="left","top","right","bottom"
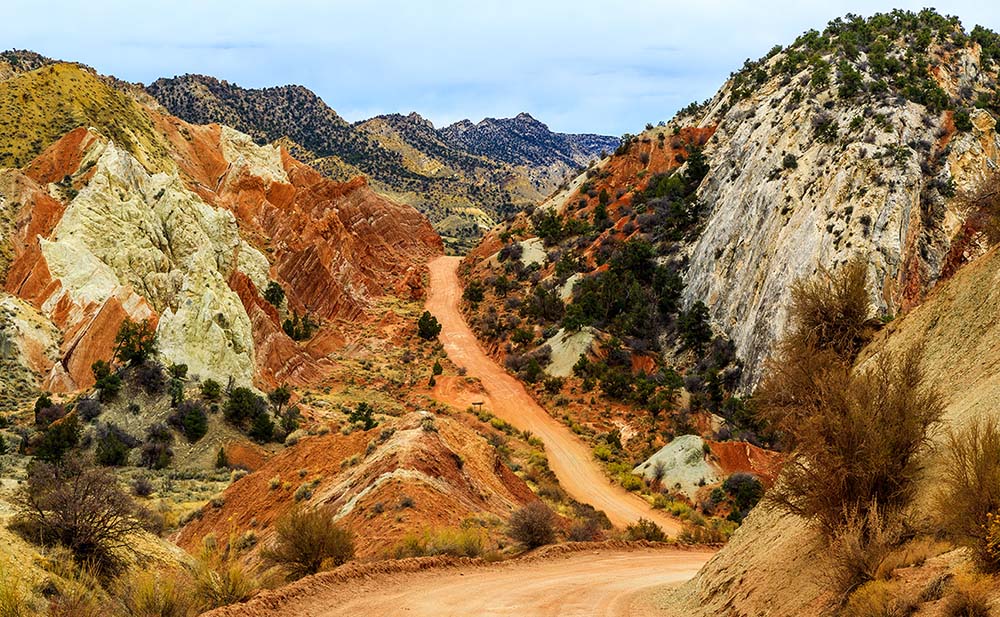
{"left": 417, "top": 311, "right": 442, "bottom": 340}
{"left": 263, "top": 281, "right": 285, "bottom": 307}
{"left": 113, "top": 318, "right": 158, "bottom": 367}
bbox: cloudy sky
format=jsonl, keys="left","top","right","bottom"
{"left": 2, "top": 1, "right": 998, "bottom": 135}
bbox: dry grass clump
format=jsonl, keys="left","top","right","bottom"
{"left": 261, "top": 507, "right": 354, "bottom": 580}
{"left": 840, "top": 579, "right": 916, "bottom": 617}
{"left": 192, "top": 537, "right": 259, "bottom": 609}
{"left": 937, "top": 417, "right": 1000, "bottom": 571}
{"left": 0, "top": 563, "right": 31, "bottom": 617}
{"left": 941, "top": 574, "right": 994, "bottom": 617}
{"left": 115, "top": 567, "right": 198, "bottom": 617}
{"left": 393, "top": 526, "right": 486, "bottom": 559}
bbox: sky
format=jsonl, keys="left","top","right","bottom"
{"left": 2, "top": 1, "right": 998, "bottom": 135}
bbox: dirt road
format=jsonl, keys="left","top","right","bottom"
{"left": 209, "top": 547, "right": 714, "bottom": 617}
{"left": 426, "top": 256, "right": 680, "bottom": 533}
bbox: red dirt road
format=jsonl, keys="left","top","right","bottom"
{"left": 426, "top": 256, "right": 680, "bottom": 533}
{"left": 208, "top": 547, "right": 715, "bottom": 617}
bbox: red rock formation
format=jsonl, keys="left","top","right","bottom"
{"left": 4, "top": 95, "right": 442, "bottom": 394}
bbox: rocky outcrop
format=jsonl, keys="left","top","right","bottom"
{"left": 683, "top": 72, "right": 998, "bottom": 385}
{"left": 1, "top": 63, "right": 442, "bottom": 394}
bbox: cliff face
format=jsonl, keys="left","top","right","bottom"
{"left": 0, "top": 63, "right": 441, "bottom": 405}
{"left": 682, "top": 44, "right": 999, "bottom": 385}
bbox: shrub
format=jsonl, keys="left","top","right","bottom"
{"left": 463, "top": 280, "right": 485, "bottom": 303}
{"left": 35, "top": 413, "right": 80, "bottom": 463}
{"left": 135, "top": 362, "right": 166, "bottom": 395}
{"left": 508, "top": 502, "right": 556, "bottom": 549}
{"left": 722, "top": 473, "right": 764, "bottom": 513}
{"left": 115, "top": 567, "right": 197, "bottom": 617}
{"left": 677, "top": 301, "right": 713, "bottom": 351}
{"left": 783, "top": 259, "right": 876, "bottom": 361}
{"left": 936, "top": 416, "right": 1000, "bottom": 570}
{"left": 268, "top": 385, "right": 292, "bottom": 414}
{"left": 91, "top": 360, "right": 121, "bottom": 402}
{"left": 348, "top": 402, "right": 377, "bottom": 430}
{"left": 942, "top": 575, "right": 993, "bottom": 617}
{"left": 94, "top": 423, "right": 138, "bottom": 467}
{"left": 168, "top": 400, "right": 208, "bottom": 442}
{"left": 34, "top": 402, "right": 66, "bottom": 428}
{"left": 758, "top": 346, "right": 943, "bottom": 535}
{"left": 12, "top": 460, "right": 151, "bottom": 574}
{"left": 131, "top": 476, "right": 154, "bottom": 498}
{"left": 140, "top": 423, "right": 174, "bottom": 470}
{"left": 624, "top": 518, "right": 666, "bottom": 542}
{"left": 192, "top": 539, "right": 258, "bottom": 609}
{"left": 224, "top": 387, "right": 268, "bottom": 431}
{"left": 0, "top": 564, "right": 29, "bottom": 617}
{"left": 114, "top": 318, "right": 158, "bottom": 367}
{"left": 76, "top": 398, "right": 102, "bottom": 422}
{"left": 841, "top": 580, "right": 911, "bottom": 617}
{"left": 200, "top": 379, "right": 221, "bottom": 401}
{"left": 961, "top": 170, "right": 1000, "bottom": 243}
{"left": 782, "top": 153, "right": 799, "bottom": 169}
{"left": 262, "top": 508, "right": 355, "bottom": 580}
{"left": 263, "top": 281, "right": 285, "bottom": 307}
{"left": 827, "top": 504, "right": 906, "bottom": 598}
{"left": 417, "top": 311, "right": 442, "bottom": 340}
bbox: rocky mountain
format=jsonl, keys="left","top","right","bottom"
{"left": 147, "top": 75, "right": 617, "bottom": 252}
{"left": 463, "top": 8, "right": 1000, "bottom": 396}
{"left": 0, "top": 62, "right": 441, "bottom": 408}
{"left": 440, "top": 112, "right": 618, "bottom": 169}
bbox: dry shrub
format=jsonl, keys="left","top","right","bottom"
{"left": 758, "top": 346, "right": 943, "bottom": 536}
{"left": 784, "top": 259, "right": 878, "bottom": 361}
{"left": 828, "top": 507, "right": 902, "bottom": 596}
{"left": 507, "top": 502, "right": 556, "bottom": 549}
{"left": 12, "top": 461, "right": 152, "bottom": 576}
{"left": 115, "top": 567, "right": 197, "bottom": 617}
{"left": 261, "top": 507, "right": 354, "bottom": 580}
{"left": 937, "top": 417, "right": 1000, "bottom": 571}
{"left": 942, "top": 574, "right": 994, "bottom": 617}
{"left": 841, "top": 579, "right": 916, "bottom": 617}
{"left": 393, "top": 526, "right": 485, "bottom": 559}
{"left": 192, "top": 537, "right": 259, "bottom": 609}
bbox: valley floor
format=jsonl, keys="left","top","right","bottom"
{"left": 207, "top": 546, "right": 715, "bottom": 617}
{"left": 426, "top": 256, "right": 680, "bottom": 532}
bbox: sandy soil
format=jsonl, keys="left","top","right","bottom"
{"left": 208, "top": 547, "right": 715, "bottom": 617}
{"left": 426, "top": 256, "right": 680, "bottom": 533}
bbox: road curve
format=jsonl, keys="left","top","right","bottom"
{"left": 208, "top": 548, "right": 714, "bottom": 617}
{"left": 426, "top": 255, "right": 680, "bottom": 533}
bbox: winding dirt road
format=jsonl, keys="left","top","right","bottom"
{"left": 426, "top": 256, "right": 680, "bottom": 533}
{"left": 209, "top": 547, "right": 714, "bottom": 617}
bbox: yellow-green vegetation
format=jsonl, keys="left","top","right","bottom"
{"left": 0, "top": 63, "right": 171, "bottom": 170}
{"left": 393, "top": 524, "right": 490, "bottom": 559}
